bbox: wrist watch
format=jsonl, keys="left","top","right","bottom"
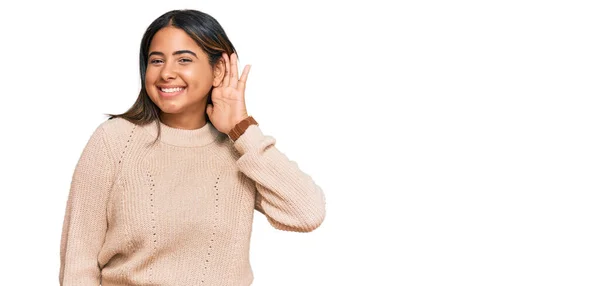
{"left": 228, "top": 116, "right": 258, "bottom": 141}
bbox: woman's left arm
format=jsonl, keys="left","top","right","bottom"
{"left": 233, "top": 125, "right": 326, "bottom": 232}
{"left": 208, "top": 53, "right": 325, "bottom": 232}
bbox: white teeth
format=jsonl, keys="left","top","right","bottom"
{"left": 160, "top": 87, "right": 184, "bottom": 93}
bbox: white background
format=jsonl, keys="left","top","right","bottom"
{"left": 0, "top": 0, "right": 599, "bottom": 285}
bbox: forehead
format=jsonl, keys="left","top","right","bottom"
{"left": 149, "top": 26, "right": 200, "bottom": 52}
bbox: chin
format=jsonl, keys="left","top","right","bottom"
{"left": 157, "top": 104, "right": 185, "bottom": 115}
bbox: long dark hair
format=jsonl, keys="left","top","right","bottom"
{"left": 108, "top": 9, "right": 236, "bottom": 143}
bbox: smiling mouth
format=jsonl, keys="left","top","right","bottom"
{"left": 157, "top": 86, "right": 186, "bottom": 97}
{"left": 159, "top": 87, "right": 185, "bottom": 93}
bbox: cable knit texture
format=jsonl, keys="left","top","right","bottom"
{"left": 59, "top": 117, "right": 326, "bottom": 286}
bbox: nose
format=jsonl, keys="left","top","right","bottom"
{"left": 160, "top": 62, "right": 177, "bottom": 81}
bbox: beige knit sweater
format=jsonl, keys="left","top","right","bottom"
{"left": 59, "top": 117, "right": 326, "bottom": 285}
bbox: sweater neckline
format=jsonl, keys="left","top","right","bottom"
{"left": 142, "top": 120, "right": 223, "bottom": 147}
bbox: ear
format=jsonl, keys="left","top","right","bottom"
{"left": 212, "top": 57, "right": 225, "bottom": 87}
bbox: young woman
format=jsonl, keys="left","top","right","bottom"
{"left": 59, "top": 9, "right": 326, "bottom": 286}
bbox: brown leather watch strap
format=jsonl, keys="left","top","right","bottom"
{"left": 228, "top": 116, "right": 258, "bottom": 141}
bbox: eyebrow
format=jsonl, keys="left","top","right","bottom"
{"left": 148, "top": 50, "right": 198, "bottom": 58}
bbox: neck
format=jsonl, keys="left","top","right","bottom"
{"left": 160, "top": 111, "right": 207, "bottom": 130}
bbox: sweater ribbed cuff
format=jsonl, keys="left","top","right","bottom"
{"left": 233, "top": 125, "right": 266, "bottom": 155}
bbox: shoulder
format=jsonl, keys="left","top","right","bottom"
{"left": 99, "top": 117, "right": 137, "bottom": 131}
{"left": 98, "top": 117, "right": 138, "bottom": 136}
{"left": 92, "top": 117, "right": 141, "bottom": 149}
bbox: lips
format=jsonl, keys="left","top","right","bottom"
{"left": 157, "top": 86, "right": 186, "bottom": 98}
{"left": 160, "top": 87, "right": 184, "bottom": 93}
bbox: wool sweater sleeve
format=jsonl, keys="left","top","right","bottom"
{"left": 233, "top": 125, "right": 326, "bottom": 232}
{"left": 59, "top": 125, "right": 115, "bottom": 285}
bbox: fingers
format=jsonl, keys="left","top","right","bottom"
{"left": 206, "top": 104, "right": 213, "bottom": 118}
{"left": 237, "top": 65, "right": 251, "bottom": 92}
{"left": 230, "top": 53, "right": 239, "bottom": 88}
{"left": 222, "top": 53, "right": 230, "bottom": 87}
{"left": 221, "top": 52, "right": 250, "bottom": 90}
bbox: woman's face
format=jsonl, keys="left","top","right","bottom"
{"left": 145, "top": 26, "right": 217, "bottom": 118}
